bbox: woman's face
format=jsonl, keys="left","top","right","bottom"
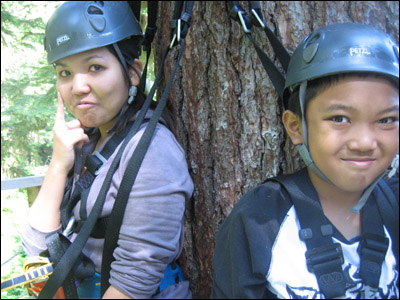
{"left": 55, "top": 47, "right": 139, "bottom": 131}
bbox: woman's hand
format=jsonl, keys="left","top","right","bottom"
{"left": 50, "top": 92, "right": 89, "bottom": 175}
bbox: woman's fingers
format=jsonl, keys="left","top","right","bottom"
{"left": 55, "top": 92, "right": 66, "bottom": 125}
{"left": 51, "top": 92, "right": 89, "bottom": 172}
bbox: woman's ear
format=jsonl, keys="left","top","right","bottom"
{"left": 282, "top": 110, "right": 304, "bottom": 145}
{"left": 129, "top": 59, "right": 143, "bottom": 86}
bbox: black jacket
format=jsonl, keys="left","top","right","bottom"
{"left": 211, "top": 168, "right": 399, "bottom": 299}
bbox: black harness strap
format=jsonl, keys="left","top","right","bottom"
{"left": 139, "top": 1, "right": 158, "bottom": 92}
{"left": 270, "top": 171, "right": 346, "bottom": 298}
{"left": 269, "top": 169, "right": 392, "bottom": 298}
{"left": 59, "top": 123, "right": 132, "bottom": 233}
{"left": 100, "top": 2, "right": 193, "bottom": 295}
{"left": 227, "top": 1, "right": 290, "bottom": 101}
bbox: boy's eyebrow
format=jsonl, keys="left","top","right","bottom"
{"left": 376, "top": 105, "right": 399, "bottom": 116}
{"left": 325, "top": 104, "right": 356, "bottom": 113}
{"left": 54, "top": 54, "right": 105, "bottom": 67}
{"left": 325, "top": 104, "right": 399, "bottom": 115}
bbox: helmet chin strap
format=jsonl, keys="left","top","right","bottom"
{"left": 296, "top": 81, "right": 395, "bottom": 214}
{"left": 106, "top": 44, "right": 138, "bottom": 135}
{"left": 297, "top": 81, "right": 334, "bottom": 185}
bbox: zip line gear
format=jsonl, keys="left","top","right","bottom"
{"left": 38, "top": 1, "right": 194, "bottom": 299}
{"left": 1, "top": 257, "right": 53, "bottom": 293}
{"left": 268, "top": 170, "right": 398, "bottom": 298}
{"left": 227, "top": 1, "right": 290, "bottom": 102}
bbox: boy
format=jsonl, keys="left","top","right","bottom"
{"left": 211, "top": 23, "right": 399, "bottom": 299}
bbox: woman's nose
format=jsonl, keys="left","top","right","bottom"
{"left": 72, "top": 73, "right": 91, "bottom": 95}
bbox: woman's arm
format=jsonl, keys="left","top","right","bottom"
{"left": 102, "top": 285, "right": 131, "bottom": 299}
{"left": 27, "top": 93, "right": 88, "bottom": 232}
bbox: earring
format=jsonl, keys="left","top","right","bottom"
{"left": 127, "top": 85, "right": 137, "bottom": 104}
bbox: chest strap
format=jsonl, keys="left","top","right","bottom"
{"left": 268, "top": 169, "right": 390, "bottom": 298}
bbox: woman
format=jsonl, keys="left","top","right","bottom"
{"left": 21, "top": 1, "right": 194, "bottom": 298}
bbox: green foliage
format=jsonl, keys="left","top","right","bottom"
{"left": 1, "top": 1, "right": 61, "bottom": 178}
{"left": 1, "top": 189, "right": 29, "bottom": 299}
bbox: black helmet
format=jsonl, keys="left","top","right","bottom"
{"left": 44, "top": 1, "right": 143, "bottom": 64}
{"left": 284, "top": 23, "right": 399, "bottom": 100}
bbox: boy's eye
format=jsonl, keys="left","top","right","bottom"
{"left": 331, "top": 116, "right": 350, "bottom": 123}
{"left": 379, "top": 117, "right": 398, "bottom": 124}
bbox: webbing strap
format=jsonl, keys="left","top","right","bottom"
{"left": 59, "top": 123, "right": 131, "bottom": 230}
{"left": 270, "top": 170, "right": 346, "bottom": 298}
{"left": 268, "top": 169, "right": 392, "bottom": 298}
{"left": 227, "top": 1, "right": 290, "bottom": 101}
{"left": 100, "top": 2, "right": 193, "bottom": 295}
{"left": 139, "top": 1, "right": 158, "bottom": 92}
{"left": 100, "top": 24, "right": 191, "bottom": 300}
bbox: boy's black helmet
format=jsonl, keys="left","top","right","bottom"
{"left": 284, "top": 23, "right": 399, "bottom": 104}
{"left": 44, "top": 1, "right": 143, "bottom": 64}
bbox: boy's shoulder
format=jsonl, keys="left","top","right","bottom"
{"left": 226, "top": 168, "right": 313, "bottom": 227}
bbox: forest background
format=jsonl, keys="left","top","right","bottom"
{"left": 1, "top": 1, "right": 399, "bottom": 299}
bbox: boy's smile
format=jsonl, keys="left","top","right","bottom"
{"left": 306, "top": 75, "right": 399, "bottom": 196}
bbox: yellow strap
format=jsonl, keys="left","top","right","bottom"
{"left": 1, "top": 257, "right": 53, "bottom": 292}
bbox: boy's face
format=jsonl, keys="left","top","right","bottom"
{"left": 305, "top": 75, "right": 399, "bottom": 194}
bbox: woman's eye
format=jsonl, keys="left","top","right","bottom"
{"left": 90, "top": 65, "right": 103, "bottom": 72}
{"left": 58, "top": 70, "right": 70, "bottom": 78}
{"left": 331, "top": 116, "right": 350, "bottom": 123}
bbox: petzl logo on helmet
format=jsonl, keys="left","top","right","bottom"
{"left": 56, "top": 34, "right": 70, "bottom": 46}
{"left": 349, "top": 47, "right": 371, "bottom": 56}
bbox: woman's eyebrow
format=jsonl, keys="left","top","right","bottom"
{"left": 54, "top": 55, "right": 105, "bottom": 67}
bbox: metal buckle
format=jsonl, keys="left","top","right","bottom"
{"left": 251, "top": 8, "right": 265, "bottom": 29}
{"left": 170, "top": 19, "right": 181, "bottom": 49}
{"left": 62, "top": 216, "right": 76, "bottom": 237}
{"left": 238, "top": 11, "right": 251, "bottom": 33}
{"left": 92, "top": 151, "right": 107, "bottom": 175}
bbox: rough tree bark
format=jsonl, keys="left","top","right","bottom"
{"left": 153, "top": 2, "right": 399, "bottom": 298}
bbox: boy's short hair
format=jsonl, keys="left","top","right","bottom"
{"left": 287, "top": 72, "right": 399, "bottom": 119}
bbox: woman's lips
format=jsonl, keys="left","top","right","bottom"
{"left": 76, "top": 102, "right": 96, "bottom": 109}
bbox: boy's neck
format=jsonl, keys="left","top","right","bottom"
{"left": 307, "top": 168, "right": 362, "bottom": 240}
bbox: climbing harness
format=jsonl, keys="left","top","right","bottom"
{"left": 34, "top": 1, "right": 194, "bottom": 299}
{"left": 1, "top": 257, "right": 53, "bottom": 294}
{"left": 268, "top": 169, "right": 398, "bottom": 298}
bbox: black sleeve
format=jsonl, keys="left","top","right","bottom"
{"left": 211, "top": 183, "right": 291, "bottom": 299}
{"left": 385, "top": 176, "right": 399, "bottom": 204}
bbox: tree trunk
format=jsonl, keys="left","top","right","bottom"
{"left": 153, "top": 1, "right": 399, "bottom": 298}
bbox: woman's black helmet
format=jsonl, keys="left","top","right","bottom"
{"left": 44, "top": 1, "right": 143, "bottom": 64}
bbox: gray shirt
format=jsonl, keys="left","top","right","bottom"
{"left": 21, "top": 121, "right": 194, "bottom": 298}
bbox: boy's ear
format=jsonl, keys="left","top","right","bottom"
{"left": 282, "top": 110, "right": 304, "bottom": 145}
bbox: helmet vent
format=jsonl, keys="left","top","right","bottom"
{"left": 88, "top": 5, "right": 103, "bottom": 15}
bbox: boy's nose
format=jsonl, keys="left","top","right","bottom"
{"left": 348, "top": 126, "right": 378, "bottom": 152}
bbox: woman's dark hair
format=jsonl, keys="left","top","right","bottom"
{"left": 106, "top": 39, "right": 176, "bottom": 137}
{"left": 287, "top": 72, "right": 399, "bottom": 119}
